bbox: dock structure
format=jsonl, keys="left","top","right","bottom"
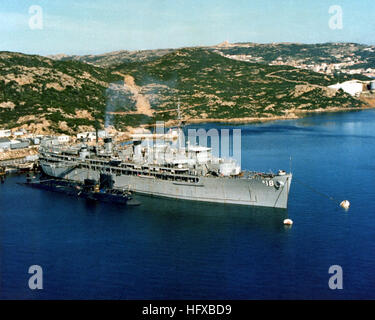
{"left": 0, "top": 145, "right": 39, "bottom": 174}
{"left": 0, "top": 155, "right": 39, "bottom": 173}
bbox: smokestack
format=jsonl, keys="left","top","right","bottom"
{"left": 104, "top": 137, "right": 112, "bottom": 153}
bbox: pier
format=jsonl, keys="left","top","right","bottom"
{"left": 0, "top": 155, "right": 39, "bottom": 175}
{"left": 0, "top": 145, "right": 39, "bottom": 175}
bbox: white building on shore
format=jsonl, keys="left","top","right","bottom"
{"left": 77, "top": 130, "right": 109, "bottom": 141}
{"left": 57, "top": 135, "right": 71, "bottom": 143}
{"left": 328, "top": 80, "right": 364, "bottom": 97}
{"left": 77, "top": 132, "right": 96, "bottom": 141}
{"left": 0, "top": 129, "right": 11, "bottom": 138}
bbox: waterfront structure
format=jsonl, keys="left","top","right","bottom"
{"left": 10, "top": 140, "right": 30, "bottom": 150}
{"left": 0, "top": 138, "right": 11, "bottom": 150}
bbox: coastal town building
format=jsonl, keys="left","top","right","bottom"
{"left": 77, "top": 130, "right": 108, "bottom": 141}
{"left": 57, "top": 135, "right": 71, "bottom": 143}
{"left": 0, "top": 137, "right": 11, "bottom": 150}
{"left": 0, "top": 130, "right": 11, "bottom": 138}
{"left": 328, "top": 80, "right": 364, "bottom": 97}
{"left": 10, "top": 139, "right": 30, "bottom": 150}
{"left": 77, "top": 132, "right": 97, "bottom": 141}
{"left": 13, "top": 129, "right": 27, "bottom": 137}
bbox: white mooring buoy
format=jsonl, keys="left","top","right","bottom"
{"left": 340, "top": 200, "right": 350, "bottom": 209}
{"left": 283, "top": 219, "right": 293, "bottom": 226}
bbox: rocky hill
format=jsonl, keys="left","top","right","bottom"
{"left": 110, "top": 48, "right": 367, "bottom": 127}
{"left": 212, "top": 42, "right": 375, "bottom": 68}
{"left": 51, "top": 42, "right": 375, "bottom": 73}
{"left": 0, "top": 46, "right": 372, "bottom": 134}
{"left": 0, "top": 51, "right": 121, "bottom": 134}
{"left": 48, "top": 48, "right": 176, "bottom": 68}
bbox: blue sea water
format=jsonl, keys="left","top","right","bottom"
{"left": 0, "top": 110, "right": 375, "bottom": 300}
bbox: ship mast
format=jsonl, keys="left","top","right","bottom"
{"left": 177, "top": 100, "right": 182, "bottom": 128}
{"left": 176, "top": 100, "right": 185, "bottom": 150}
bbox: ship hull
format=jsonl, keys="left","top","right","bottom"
{"left": 40, "top": 162, "right": 292, "bottom": 209}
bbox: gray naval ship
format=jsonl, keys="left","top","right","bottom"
{"left": 39, "top": 127, "right": 292, "bottom": 209}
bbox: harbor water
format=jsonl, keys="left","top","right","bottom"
{"left": 1, "top": 109, "right": 375, "bottom": 299}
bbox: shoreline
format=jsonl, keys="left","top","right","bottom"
{"left": 162, "top": 105, "right": 375, "bottom": 128}
{"left": 4, "top": 105, "right": 375, "bottom": 140}
{"left": 1, "top": 105, "right": 373, "bottom": 161}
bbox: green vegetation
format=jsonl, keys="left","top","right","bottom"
{"left": 51, "top": 48, "right": 176, "bottom": 68}
{"left": 114, "top": 114, "right": 153, "bottom": 127}
{"left": 0, "top": 52, "right": 122, "bottom": 132}
{"left": 217, "top": 42, "right": 373, "bottom": 66}
{"left": 114, "top": 48, "right": 364, "bottom": 122}
{"left": 1, "top": 43, "right": 372, "bottom": 133}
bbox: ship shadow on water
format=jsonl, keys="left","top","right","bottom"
{"left": 130, "top": 194, "right": 290, "bottom": 234}
{"left": 10, "top": 174, "right": 290, "bottom": 234}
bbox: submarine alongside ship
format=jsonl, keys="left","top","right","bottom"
{"left": 21, "top": 173, "right": 139, "bottom": 205}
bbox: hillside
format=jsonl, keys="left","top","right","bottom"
{"left": 0, "top": 51, "right": 122, "bottom": 134}
{"left": 214, "top": 42, "right": 369, "bottom": 61}
{"left": 48, "top": 48, "right": 176, "bottom": 68}
{"left": 110, "top": 48, "right": 366, "bottom": 127}
{"left": 51, "top": 42, "right": 375, "bottom": 74}
{"left": 0, "top": 47, "right": 372, "bottom": 134}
